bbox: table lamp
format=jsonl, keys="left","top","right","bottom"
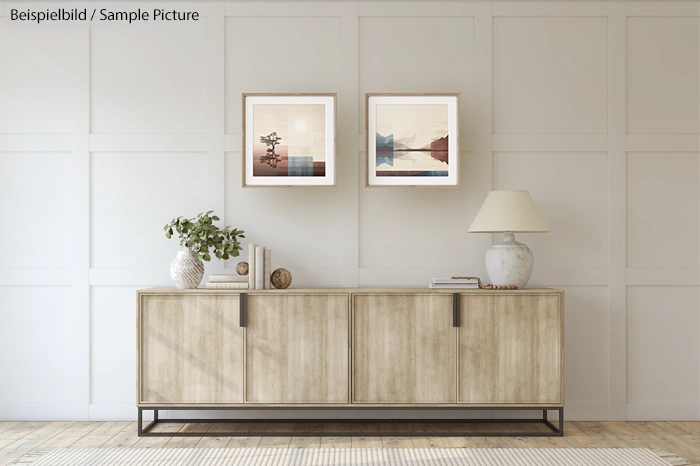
{"left": 468, "top": 190, "right": 549, "bottom": 289}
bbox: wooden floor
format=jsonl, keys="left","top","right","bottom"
{"left": 0, "top": 421, "right": 696, "bottom": 466}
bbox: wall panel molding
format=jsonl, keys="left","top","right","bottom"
{"left": 339, "top": 2, "right": 360, "bottom": 287}
{"left": 626, "top": 1, "right": 700, "bottom": 16}
{"left": 626, "top": 134, "right": 700, "bottom": 152}
{"left": 627, "top": 268, "right": 700, "bottom": 286}
{"left": 626, "top": 403, "right": 700, "bottom": 421}
{"left": 0, "top": 403, "right": 87, "bottom": 422}
{"left": 607, "top": 0, "right": 628, "bottom": 421}
{"left": 89, "top": 134, "right": 206, "bottom": 152}
{"left": 493, "top": 1, "right": 614, "bottom": 16}
{"left": 492, "top": 134, "right": 608, "bottom": 152}
{"left": 473, "top": 1, "right": 493, "bottom": 282}
{"left": 206, "top": 0, "right": 226, "bottom": 281}
{"left": 70, "top": 25, "right": 91, "bottom": 421}
{"left": 359, "top": 1, "right": 485, "bottom": 17}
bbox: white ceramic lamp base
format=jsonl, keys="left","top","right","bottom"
{"left": 485, "top": 232, "right": 534, "bottom": 289}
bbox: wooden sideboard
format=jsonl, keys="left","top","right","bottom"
{"left": 136, "top": 288, "right": 564, "bottom": 437}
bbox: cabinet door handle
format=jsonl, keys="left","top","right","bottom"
{"left": 239, "top": 293, "right": 247, "bottom": 327}
{"left": 453, "top": 293, "right": 460, "bottom": 327}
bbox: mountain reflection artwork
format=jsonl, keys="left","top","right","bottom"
{"left": 375, "top": 104, "right": 449, "bottom": 177}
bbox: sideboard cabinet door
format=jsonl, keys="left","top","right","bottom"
{"left": 138, "top": 294, "right": 244, "bottom": 404}
{"left": 458, "top": 293, "right": 563, "bottom": 404}
{"left": 352, "top": 294, "right": 456, "bottom": 404}
{"left": 245, "top": 294, "right": 350, "bottom": 404}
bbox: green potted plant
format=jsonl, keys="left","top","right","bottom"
{"left": 164, "top": 211, "right": 245, "bottom": 289}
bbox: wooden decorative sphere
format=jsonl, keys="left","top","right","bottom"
{"left": 236, "top": 261, "right": 249, "bottom": 275}
{"left": 270, "top": 268, "right": 292, "bottom": 289}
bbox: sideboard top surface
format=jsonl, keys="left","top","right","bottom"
{"left": 137, "top": 287, "right": 563, "bottom": 295}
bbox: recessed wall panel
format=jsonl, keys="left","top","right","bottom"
{"left": 0, "top": 153, "right": 73, "bottom": 267}
{"left": 627, "top": 152, "right": 699, "bottom": 268}
{"left": 627, "top": 287, "right": 700, "bottom": 405}
{"left": 493, "top": 17, "right": 607, "bottom": 134}
{"left": 90, "top": 25, "right": 207, "bottom": 134}
{"left": 0, "top": 28, "right": 72, "bottom": 133}
{"left": 359, "top": 16, "right": 475, "bottom": 134}
{"left": 225, "top": 17, "right": 341, "bottom": 134}
{"left": 0, "top": 287, "right": 78, "bottom": 404}
{"left": 91, "top": 152, "right": 209, "bottom": 268}
{"left": 493, "top": 152, "right": 608, "bottom": 268}
{"left": 627, "top": 17, "right": 700, "bottom": 134}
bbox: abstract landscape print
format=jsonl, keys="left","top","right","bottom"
{"left": 367, "top": 94, "right": 459, "bottom": 186}
{"left": 243, "top": 94, "right": 336, "bottom": 186}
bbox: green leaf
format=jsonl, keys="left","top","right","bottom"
{"left": 203, "top": 253, "right": 211, "bottom": 261}
{"left": 212, "top": 216, "right": 220, "bottom": 221}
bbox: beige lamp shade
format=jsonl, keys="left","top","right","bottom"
{"left": 468, "top": 190, "right": 549, "bottom": 233}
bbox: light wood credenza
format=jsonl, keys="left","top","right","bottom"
{"left": 136, "top": 288, "right": 564, "bottom": 437}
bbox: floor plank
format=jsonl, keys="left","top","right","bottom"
{"left": 380, "top": 437, "right": 414, "bottom": 448}
{"left": 71, "top": 422, "right": 130, "bottom": 449}
{"left": 225, "top": 436, "right": 261, "bottom": 448}
{"left": 288, "top": 436, "right": 323, "bottom": 448}
{"left": 39, "top": 422, "right": 103, "bottom": 448}
{"left": 320, "top": 436, "right": 353, "bottom": 448}
{"left": 351, "top": 436, "right": 383, "bottom": 448}
{"left": 411, "top": 436, "right": 446, "bottom": 448}
{"left": 320, "top": 423, "right": 352, "bottom": 448}
{"left": 101, "top": 422, "right": 140, "bottom": 448}
{"left": 257, "top": 423, "right": 294, "bottom": 448}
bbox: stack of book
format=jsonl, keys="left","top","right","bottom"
{"left": 428, "top": 277, "right": 480, "bottom": 289}
{"left": 248, "top": 244, "right": 272, "bottom": 290}
{"left": 205, "top": 274, "right": 249, "bottom": 289}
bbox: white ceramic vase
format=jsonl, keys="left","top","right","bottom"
{"left": 170, "top": 250, "right": 204, "bottom": 289}
{"left": 484, "top": 232, "right": 535, "bottom": 289}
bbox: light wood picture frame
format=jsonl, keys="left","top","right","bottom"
{"left": 243, "top": 93, "right": 337, "bottom": 187}
{"left": 365, "top": 93, "right": 460, "bottom": 187}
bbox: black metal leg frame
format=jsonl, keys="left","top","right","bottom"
{"left": 138, "top": 406, "right": 563, "bottom": 437}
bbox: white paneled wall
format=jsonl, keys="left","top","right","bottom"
{"left": 0, "top": 0, "right": 698, "bottom": 422}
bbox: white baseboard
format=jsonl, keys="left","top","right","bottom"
{"left": 1, "top": 403, "right": 88, "bottom": 421}
{"left": 89, "top": 404, "right": 142, "bottom": 421}
{"left": 626, "top": 402, "right": 700, "bottom": 421}
{"left": 565, "top": 402, "right": 609, "bottom": 421}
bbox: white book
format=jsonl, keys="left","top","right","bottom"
{"left": 432, "top": 278, "right": 479, "bottom": 284}
{"left": 264, "top": 249, "right": 271, "bottom": 290}
{"left": 209, "top": 274, "right": 248, "bottom": 283}
{"left": 255, "top": 246, "right": 265, "bottom": 290}
{"left": 206, "top": 282, "right": 249, "bottom": 289}
{"left": 248, "top": 244, "right": 256, "bottom": 290}
{"left": 428, "top": 283, "right": 480, "bottom": 289}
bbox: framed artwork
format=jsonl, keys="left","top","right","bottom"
{"left": 366, "top": 93, "right": 459, "bottom": 187}
{"left": 243, "top": 93, "right": 336, "bottom": 187}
